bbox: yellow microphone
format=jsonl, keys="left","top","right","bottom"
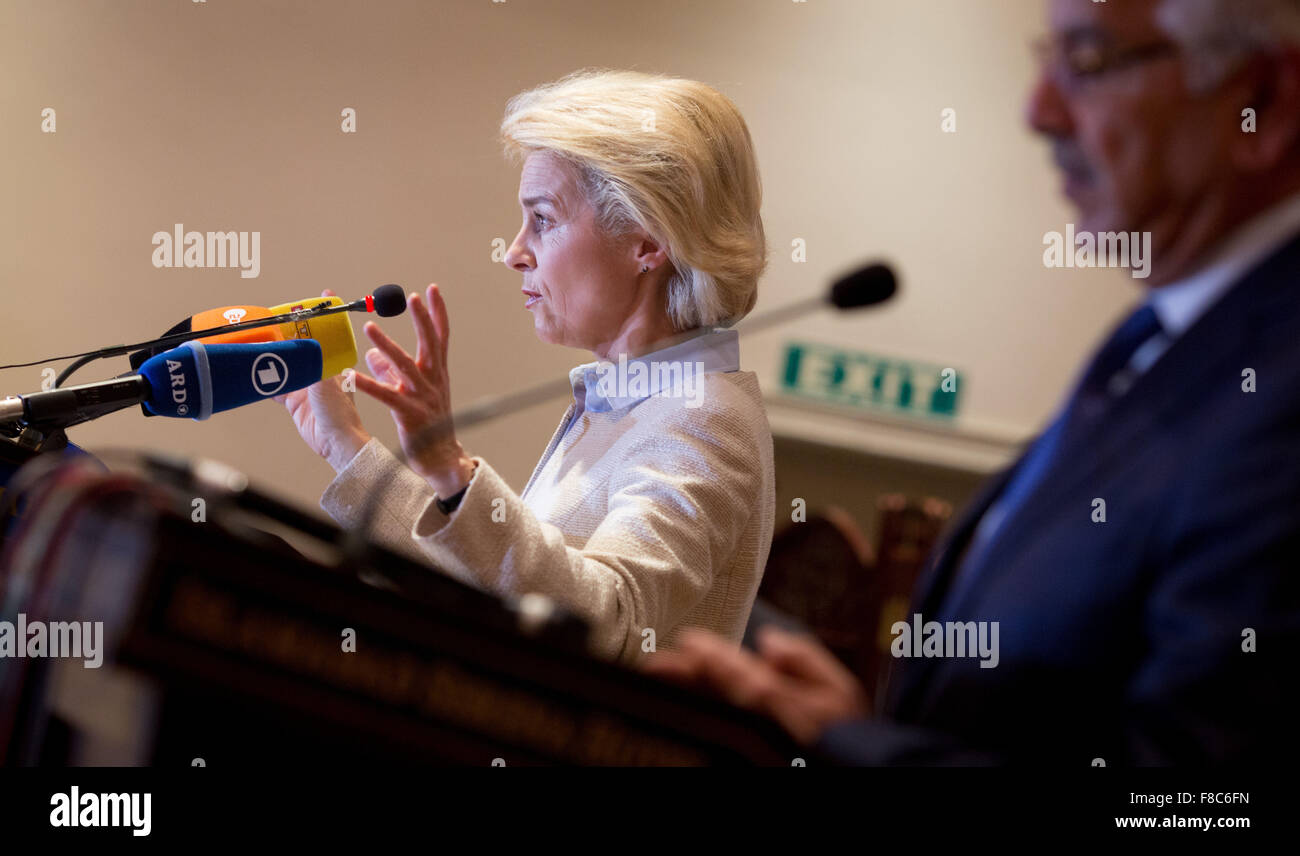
{"left": 266, "top": 297, "right": 359, "bottom": 380}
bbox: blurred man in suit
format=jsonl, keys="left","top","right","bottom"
{"left": 646, "top": 0, "right": 1300, "bottom": 764}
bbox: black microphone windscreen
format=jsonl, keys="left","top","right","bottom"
{"left": 372, "top": 284, "right": 407, "bottom": 317}
{"left": 830, "top": 263, "right": 897, "bottom": 309}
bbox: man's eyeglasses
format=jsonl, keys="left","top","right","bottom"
{"left": 1032, "top": 35, "right": 1182, "bottom": 91}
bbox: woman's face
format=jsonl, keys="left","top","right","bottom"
{"left": 504, "top": 152, "right": 651, "bottom": 356}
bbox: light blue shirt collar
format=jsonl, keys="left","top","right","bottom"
{"left": 568, "top": 327, "right": 740, "bottom": 413}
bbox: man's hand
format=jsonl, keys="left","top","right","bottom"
{"left": 643, "top": 626, "right": 871, "bottom": 745}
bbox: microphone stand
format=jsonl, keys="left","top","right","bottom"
{"left": 0, "top": 395, "right": 147, "bottom": 465}
{"left": 1, "top": 421, "right": 65, "bottom": 465}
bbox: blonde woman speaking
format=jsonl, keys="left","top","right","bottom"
{"left": 282, "top": 71, "right": 774, "bottom": 663}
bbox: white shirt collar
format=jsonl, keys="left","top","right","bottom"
{"left": 1147, "top": 192, "right": 1300, "bottom": 337}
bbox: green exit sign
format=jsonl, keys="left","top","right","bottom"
{"left": 780, "top": 342, "right": 961, "bottom": 419}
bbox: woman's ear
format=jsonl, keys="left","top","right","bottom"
{"left": 631, "top": 234, "right": 671, "bottom": 275}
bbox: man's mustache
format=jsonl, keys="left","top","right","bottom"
{"left": 1051, "top": 140, "right": 1094, "bottom": 181}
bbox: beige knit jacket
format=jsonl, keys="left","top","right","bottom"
{"left": 320, "top": 371, "right": 776, "bottom": 664}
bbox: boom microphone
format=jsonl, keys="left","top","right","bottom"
{"left": 729, "top": 262, "right": 899, "bottom": 336}
{"left": 1, "top": 340, "right": 324, "bottom": 427}
{"left": 829, "top": 263, "right": 897, "bottom": 309}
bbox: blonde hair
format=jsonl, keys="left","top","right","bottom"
{"left": 500, "top": 69, "right": 767, "bottom": 330}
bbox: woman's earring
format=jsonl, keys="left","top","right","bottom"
{"left": 641, "top": 265, "right": 649, "bottom": 273}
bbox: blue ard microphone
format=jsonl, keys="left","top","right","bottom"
{"left": 138, "top": 339, "right": 324, "bottom": 420}
{"left": 0, "top": 339, "right": 325, "bottom": 427}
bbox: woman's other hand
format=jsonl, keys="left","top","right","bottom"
{"left": 355, "top": 283, "right": 476, "bottom": 497}
{"left": 277, "top": 289, "right": 372, "bottom": 473}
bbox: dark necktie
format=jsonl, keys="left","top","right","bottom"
{"left": 940, "top": 304, "right": 1166, "bottom": 614}
{"left": 1058, "top": 303, "right": 1165, "bottom": 445}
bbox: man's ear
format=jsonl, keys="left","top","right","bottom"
{"left": 1232, "top": 48, "right": 1300, "bottom": 172}
{"left": 631, "top": 233, "right": 671, "bottom": 275}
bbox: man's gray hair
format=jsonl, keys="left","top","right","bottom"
{"left": 1158, "top": 0, "right": 1300, "bottom": 89}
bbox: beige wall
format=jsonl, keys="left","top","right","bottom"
{"left": 2, "top": 0, "right": 1136, "bottom": 519}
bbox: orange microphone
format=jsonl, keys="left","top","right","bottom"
{"left": 188, "top": 306, "right": 286, "bottom": 345}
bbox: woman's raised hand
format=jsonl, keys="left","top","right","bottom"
{"left": 354, "top": 283, "right": 477, "bottom": 497}
{"left": 278, "top": 289, "right": 373, "bottom": 473}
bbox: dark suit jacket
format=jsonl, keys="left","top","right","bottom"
{"left": 816, "top": 230, "right": 1300, "bottom": 765}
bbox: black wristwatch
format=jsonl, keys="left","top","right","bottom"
{"left": 435, "top": 484, "right": 470, "bottom": 516}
